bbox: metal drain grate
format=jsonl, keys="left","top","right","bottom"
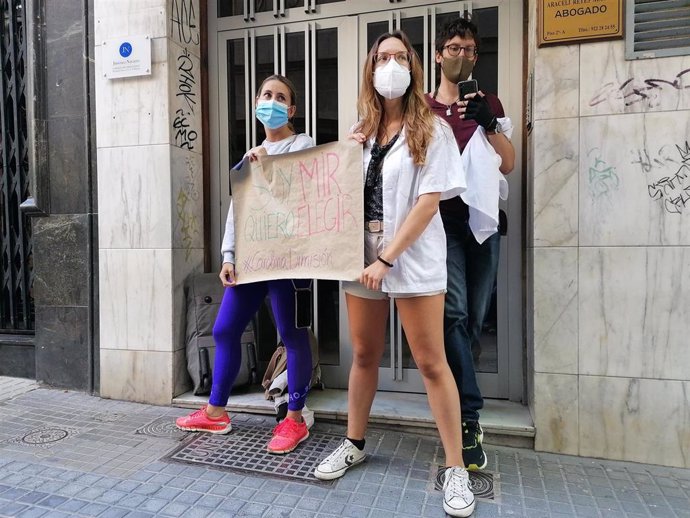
{"left": 434, "top": 466, "right": 496, "bottom": 500}
{"left": 163, "top": 424, "right": 343, "bottom": 485}
{"left": 135, "top": 417, "right": 188, "bottom": 439}
{"left": 2, "top": 427, "right": 80, "bottom": 449}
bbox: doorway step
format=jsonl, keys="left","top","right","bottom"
{"left": 173, "top": 388, "right": 534, "bottom": 449}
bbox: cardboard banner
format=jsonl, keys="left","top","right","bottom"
{"left": 230, "top": 139, "right": 364, "bottom": 284}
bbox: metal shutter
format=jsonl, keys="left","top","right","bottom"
{"left": 626, "top": 0, "right": 690, "bottom": 59}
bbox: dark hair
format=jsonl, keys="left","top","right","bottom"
{"left": 256, "top": 74, "right": 297, "bottom": 132}
{"left": 434, "top": 17, "right": 481, "bottom": 54}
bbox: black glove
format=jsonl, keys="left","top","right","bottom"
{"left": 465, "top": 95, "right": 497, "bottom": 131}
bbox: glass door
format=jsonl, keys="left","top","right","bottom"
{"left": 350, "top": 0, "right": 523, "bottom": 398}
{"left": 209, "top": 0, "right": 523, "bottom": 401}
{"left": 214, "top": 16, "right": 359, "bottom": 374}
{"left": 357, "top": 3, "right": 472, "bottom": 393}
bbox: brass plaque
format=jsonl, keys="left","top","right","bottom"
{"left": 539, "top": 0, "right": 623, "bottom": 46}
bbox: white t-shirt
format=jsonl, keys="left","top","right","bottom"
{"left": 362, "top": 119, "right": 466, "bottom": 294}
{"left": 222, "top": 133, "right": 315, "bottom": 264}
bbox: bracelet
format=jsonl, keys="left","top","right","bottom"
{"left": 377, "top": 255, "right": 394, "bottom": 268}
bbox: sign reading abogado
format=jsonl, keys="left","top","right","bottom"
{"left": 538, "top": 0, "right": 623, "bottom": 46}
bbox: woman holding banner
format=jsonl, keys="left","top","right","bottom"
{"left": 176, "top": 75, "right": 314, "bottom": 455}
{"left": 313, "top": 32, "right": 475, "bottom": 517}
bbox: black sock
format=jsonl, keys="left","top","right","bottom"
{"left": 347, "top": 437, "right": 365, "bottom": 450}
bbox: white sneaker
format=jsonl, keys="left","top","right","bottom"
{"left": 314, "top": 439, "right": 366, "bottom": 480}
{"left": 443, "top": 466, "right": 476, "bottom": 517}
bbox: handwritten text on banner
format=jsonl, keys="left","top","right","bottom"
{"left": 230, "top": 140, "right": 364, "bottom": 284}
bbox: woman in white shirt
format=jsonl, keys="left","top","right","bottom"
{"left": 176, "top": 75, "right": 315, "bottom": 456}
{"left": 313, "top": 32, "right": 476, "bottom": 518}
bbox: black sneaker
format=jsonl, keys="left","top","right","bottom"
{"left": 462, "top": 420, "right": 487, "bottom": 471}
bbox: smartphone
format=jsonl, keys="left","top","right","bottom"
{"left": 457, "top": 79, "right": 478, "bottom": 99}
{"left": 294, "top": 287, "right": 313, "bottom": 329}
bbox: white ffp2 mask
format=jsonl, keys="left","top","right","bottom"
{"left": 373, "top": 59, "right": 411, "bottom": 100}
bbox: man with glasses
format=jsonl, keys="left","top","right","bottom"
{"left": 426, "top": 17, "right": 515, "bottom": 471}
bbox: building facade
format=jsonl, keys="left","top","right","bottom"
{"left": 2, "top": 0, "right": 689, "bottom": 469}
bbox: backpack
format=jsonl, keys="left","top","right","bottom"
{"left": 184, "top": 272, "right": 258, "bottom": 395}
{"left": 261, "top": 330, "right": 322, "bottom": 400}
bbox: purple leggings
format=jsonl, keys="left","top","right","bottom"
{"left": 209, "top": 279, "right": 312, "bottom": 411}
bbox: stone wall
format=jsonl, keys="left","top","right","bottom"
{"left": 527, "top": 0, "right": 690, "bottom": 468}
{"left": 95, "top": 0, "right": 204, "bottom": 404}
{"left": 29, "top": 0, "right": 99, "bottom": 392}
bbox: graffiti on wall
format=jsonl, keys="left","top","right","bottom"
{"left": 636, "top": 141, "right": 690, "bottom": 215}
{"left": 170, "top": 0, "right": 199, "bottom": 46}
{"left": 589, "top": 68, "right": 690, "bottom": 109}
{"left": 176, "top": 156, "right": 201, "bottom": 259}
{"left": 170, "top": 0, "right": 200, "bottom": 151}
{"left": 587, "top": 148, "right": 620, "bottom": 200}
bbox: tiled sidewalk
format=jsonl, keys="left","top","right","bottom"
{"left": 0, "top": 384, "right": 688, "bottom": 517}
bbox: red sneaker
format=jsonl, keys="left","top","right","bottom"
{"left": 266, "top": 417, "right": 309, "bottom": 454}
{"left": 175, "top": 406, "right": 232, "bottom": 434}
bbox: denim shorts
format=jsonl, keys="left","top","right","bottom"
{"left": 342, "top": 230, "right": 445, "bottom": 300}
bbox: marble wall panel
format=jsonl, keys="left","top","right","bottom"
{"left": 0, "top": 344, "right": 35, "bottom": 378}
{"left": 100, "top": 349, "right": 173, "bottom": 405}
{"left": 533, "top": 248, "right": 578, "bottom": 374}
{"left": 172, "top": 248, "right": 204, "bottom": 353}
{"left": 94, "top": 0, "right": 167, "bottom": 42}
{"left": 97, "top": 145, "right": 172, "bottom": 249}
{"left": 35, "top": 306, "right": 90, "bottom": 391}
{"left": 169, "top": 40, "right": 203, "bottom": 155}
{"left": 533, "top": 373, "right": 579, "bottom": 456}
{"left": 579, "top": 247, "right": 690, "bottom": 380}
{"left": 46, "top": 0, "right": 84, "bottom": 45}
{"left": 33, "top": 215, "right": 89, "bottom": 307}
{"left": 580, "top": 112, "right": 690, "bottom": 246}
{"left": 525, "top": 248, "right": 535, "bottom": 410}
{"left": 173, "top": 347, "right": 192, "bottom": 398}
{"left": 99, "top": 248, "right": 174, "bottom": 352}
{"left": 532, "top": 118, "right": 579, "bottom": 246}
{"left": 533, "top": 45, "right": 579, "bottom": 120}
{"left": 168, "top": 0, "right": 201, "bottom": 58}
{"left": 581, "top": 42, "right": 690, "bottom": 117}
{"left": 45, "top": 31, "right": 85, "bottom": 119}
{"left": 579, "top": 376, "right": 690, "bottom": 468}
{"left": 95, "top": 46, "right": 170, "bottom": 149}
{"left": 171, "top": 147, "right": 204, "bottom": 253}
{"left": 48, "top": 117, "right": 88, "bottom": 215}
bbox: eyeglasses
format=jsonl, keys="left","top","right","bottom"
{"left": 443, "top": 44, "right": 477, "bottom": 58}
{"left": 373, "top": 51, "right": 411, "bottom": 66}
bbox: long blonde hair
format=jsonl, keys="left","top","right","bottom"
{"left": 357, "top": 31, "right": 435, "bottom": 165}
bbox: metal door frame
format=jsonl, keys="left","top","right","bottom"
{"left": 207, "top": 0, "right": 524, "bottom": 401}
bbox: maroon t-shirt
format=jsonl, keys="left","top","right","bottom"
{"left": 426, "top": 92, "right": 505, "bottom": 223}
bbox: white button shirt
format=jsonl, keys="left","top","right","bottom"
{"left": 364, "top": 119, "right": 466, "bottom": 294}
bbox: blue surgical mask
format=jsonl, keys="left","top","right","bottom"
{"left": 255, "top": 100, "right": 290, "bottom": 129}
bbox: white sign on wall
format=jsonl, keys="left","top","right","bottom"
{"left": 103, "top": 35, "right": 152, "bottom": 79}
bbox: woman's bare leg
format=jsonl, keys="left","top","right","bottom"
{"left": 345, "top": 293, "right": 390, "bottom": 439}
{"left": 396, "top": 294, "right": 463, "bottom": 467}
